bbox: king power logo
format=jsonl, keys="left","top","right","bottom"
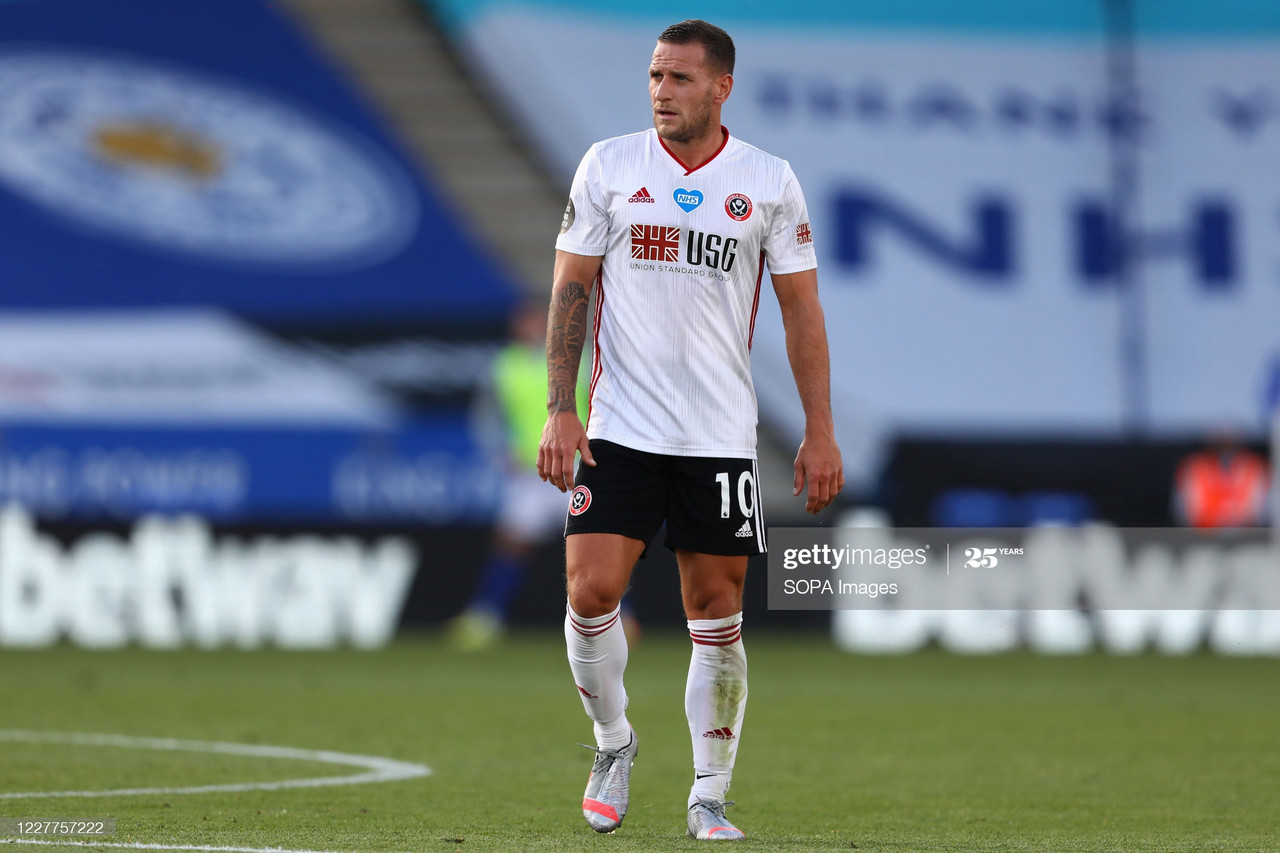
{"left": 629, "top": 225, "right": 739, "bottom": 273}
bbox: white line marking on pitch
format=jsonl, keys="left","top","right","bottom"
{"left": 0, "top": 731, "right": 431, "bottom": 800}
{"left": 0, "top": 839, "right": 348, "bottom": 853}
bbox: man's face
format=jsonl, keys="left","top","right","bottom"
{"left": 649, "top": 41, "right": 728, "bottom": 145}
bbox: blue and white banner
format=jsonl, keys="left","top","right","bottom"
{"left": 0, "top": 310, "right": 502, "bottom": 521}
{"left": 0, "top": 0, "right": 517, "bottom": 322}
{"left": 0, "top": 0, "right": 522, "bottom": 521}
{"left": 428, "top": 0, "right": 1280, "bottom": 454}
{"left": 0, "top": 417, "right": 503, "bottom": 522}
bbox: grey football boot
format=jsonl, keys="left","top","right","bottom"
{"left": 579, "top": 729, "right": 637, "bottom": 832}
{"left": 687, "top": 798, "right": 746, "bottom": 841}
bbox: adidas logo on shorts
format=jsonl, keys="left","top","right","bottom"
{"left": 734, "top": 521, "right": 753, "bottom": 538}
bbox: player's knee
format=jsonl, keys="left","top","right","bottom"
{"left": 566, "top": 575, "right": 622, "bottom": 619}
{"left": 683, "top": 583, "right": 743, "bottom": 621}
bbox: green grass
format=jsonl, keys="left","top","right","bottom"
{"left": 1, "top": 631, "right": 1278, "bottom": 852}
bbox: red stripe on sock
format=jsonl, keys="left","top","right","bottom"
{"left": 571, "top": 611, "right": 620, "bottom": 637}
{"left": 691, "top": 632, "right": 741, "bottom": 646}
{"left": 689, "top": 622, "right": 741, "bottom": 636}
{"left": 691, "top": 632, "right": 740, "bottom": 642}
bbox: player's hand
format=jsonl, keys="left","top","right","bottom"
{"left": 538, "top": 411, "right": 594, "bottom": 492}
{"left": 793, "top": 432, "right": 843, "bottom": 514}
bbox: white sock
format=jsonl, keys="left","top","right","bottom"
{"left": 686, "top": 612, "right": 747, "bottom": 807}
{"left": 565, "top": 602, "right": 631, "bottom": 749}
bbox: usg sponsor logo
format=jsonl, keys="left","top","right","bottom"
{"left": 0, "top": 51, "right": 418, "bottom": 268}
{"left": 685, "top": 229, "right": 738, "bottom": 273}
{"left": 628, "top": 226, "right": 738, "bottom": 275}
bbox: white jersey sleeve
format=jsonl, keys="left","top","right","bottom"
{"left": 556, "top": 145, "right": 610, "bottom": 257}
{"left": 762, "top": 163, "right": 817, "bottom": 275}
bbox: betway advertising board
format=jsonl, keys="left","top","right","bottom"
{"left": 432, "top": 0, "right": 1280, "bottom": 443}
{"left": 0, "top": 506, "right": 416, "bottom": 649}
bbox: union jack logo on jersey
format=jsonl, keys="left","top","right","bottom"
{"left": 631, "top": 224, "right": 680, "bottom": 262}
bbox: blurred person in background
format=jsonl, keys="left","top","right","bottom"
{"left": 1173, "top": 430, "right": 1271, "bottom": 527}
{"left": 538, "top": 19, "right": 843, "bottom": 841}
{"left": 449, "top": 302, "right": 638, "bottom": 650}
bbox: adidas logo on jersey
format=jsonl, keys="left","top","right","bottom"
{"left": 628, "top": 187, "right": 655, "bottom": 203}
{"left": 734, "top": 521, "right": 753, "bottom": 538}
{"left": 702, "top": 727, "right": 736, "bottom": 740}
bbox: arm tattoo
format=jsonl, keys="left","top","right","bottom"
{"left": 546, "top": 280, "right": 589, "bottom": 413}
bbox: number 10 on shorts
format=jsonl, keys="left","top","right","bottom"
{"left": 716, "top": 471, "right": 755, "bottom": 519}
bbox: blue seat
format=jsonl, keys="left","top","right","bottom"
{"left": 931, "top": 488, "right": 1019, "bottom": 527}
{"left": 1021, "top": 490, "right": 1096, "bottom": 526}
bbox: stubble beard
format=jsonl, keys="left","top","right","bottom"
{"left": 655, "top": 101, "right": 713, "bottom": 145}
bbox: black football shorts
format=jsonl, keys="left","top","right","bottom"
{"left": 563, "top": 439, "right": 766, "bottom": 556}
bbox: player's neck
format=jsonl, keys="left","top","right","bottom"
{"left": 661, "top": 126, "right": 727, "bottom": 172}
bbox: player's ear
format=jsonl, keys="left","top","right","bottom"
{"left": 714, "top": 73, "right": 733, "bottom": 105}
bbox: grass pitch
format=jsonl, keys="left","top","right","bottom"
{"left": 1, "top": 631, "right": 1278, "bottom": 852}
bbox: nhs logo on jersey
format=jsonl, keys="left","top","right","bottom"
{"left": 673, "top": 188, "right": 704, "bottom": 213}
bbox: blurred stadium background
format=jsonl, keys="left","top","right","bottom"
{"left": 0, "top": 0, "right": 1273, "bottom": 649}
{"left": 1, "top": 2, "right": 1279, "bottom": 850}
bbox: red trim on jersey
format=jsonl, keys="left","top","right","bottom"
{"left": 747, "top": 251, "right": 765, "bottom": 350}
{"left": 658, "top": 126, "right": 730, "bottom": 175}
{"left": 586, "top": 269, "right": 604, "bottom": 430}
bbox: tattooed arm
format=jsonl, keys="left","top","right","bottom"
{"left": 538, "top": 250, "right": 604, "bottom": 491}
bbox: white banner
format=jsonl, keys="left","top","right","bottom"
{"left": 453, "top": 8, "right": 1280, "bottom": 455}
{"left": 0, "top": 310, "right": 395, "bottom": 426}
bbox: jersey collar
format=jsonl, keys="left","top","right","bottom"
{"left": 656, "top": 126, "right": 730, "bottom": 176}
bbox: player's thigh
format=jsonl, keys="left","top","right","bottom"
{"left": 566, "top": 533, "right": 647, "bottom": 617}
{"left": 664, "top": 455, "right": 766, "bottom": 557}
{"left": 675, "top": 550, "right": 749, "bottom": 620}
{"left": 563, "top": 440, "right": 666, "bottom": 616}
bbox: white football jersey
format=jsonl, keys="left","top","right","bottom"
{"left": 556, "top": 128, "right": 817, "bottom": 458}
